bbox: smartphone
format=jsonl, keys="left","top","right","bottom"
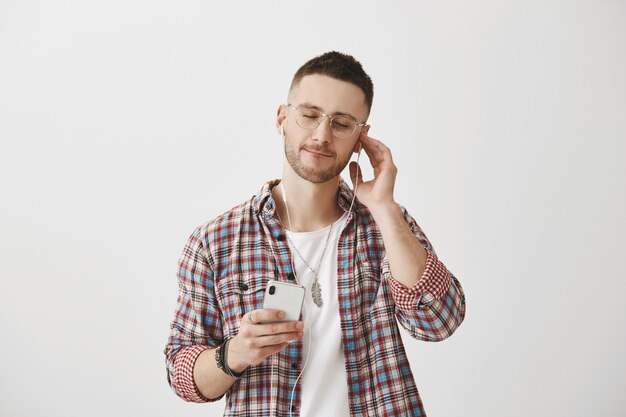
{"left": 261, "top": 280, "right": 305, "bottom": 323}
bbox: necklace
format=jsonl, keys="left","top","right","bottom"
{"left": 275, "top": 184, "right": 337, "bottom": 308}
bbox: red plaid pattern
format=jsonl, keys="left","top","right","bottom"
{"left": 387, "top": 250, "right": 452, "bottom": 311}
{"left": 172, "top": 344, "right": 213, "bottom": 402}
{"left": 164, "top": 179, "right": 466, "bottom": 416}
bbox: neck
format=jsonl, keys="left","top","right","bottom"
{"left": 273, "top": 171, "right": 343, "bottom": 233}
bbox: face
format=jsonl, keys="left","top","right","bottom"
{"left": 277, "top": 74, "right": 369, "bottom": 184}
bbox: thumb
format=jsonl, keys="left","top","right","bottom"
{"left": 349, "top": 161, "right": 362, "bottom": 189}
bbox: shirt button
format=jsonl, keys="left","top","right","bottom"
{"left": 286, "top": 273, "right": 295, "bottom": 281}
{"left": 291, "top": 362, "right": 297, "bottom": 370}
{"left": 240, "top": 283, "right": 248, "bottom": 291}
{"left": 275, "top": 233, "right": 286, "bottom": 241}
{"left": 291, "top": 405, "right": 296, "bottom": 412}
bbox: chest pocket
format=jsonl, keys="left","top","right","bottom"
{"left": 215, "top": 273, "right": 271, "bottom": 337}
{"left": 354, "top": 261, "right": 382, "bottom": 306}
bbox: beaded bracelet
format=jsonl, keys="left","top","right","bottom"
{"left": 215, "top": 339, "right": 245, "bottom": 378}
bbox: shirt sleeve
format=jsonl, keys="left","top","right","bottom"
{"left": 382, "top": 205, "right": 466, "bottom": 342}
{"left": 172, "top": 345, "right": 216, "bottom": 402}
{"left": 386, "top": 249, "right": 451, "bottom": 310}
{"left": 163, "top": 226, "right": 224, "bottom": 402}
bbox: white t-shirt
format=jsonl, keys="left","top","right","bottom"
{"left": 285, "top": 211, "right": 351, "bottom": 417}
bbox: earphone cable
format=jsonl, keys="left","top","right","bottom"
{"left": 284, "top": 148, "right": 362, "bottom": 417}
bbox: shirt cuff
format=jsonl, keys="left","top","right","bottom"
{"left": 387, "top": 249, "right": 451, "bottom": 310}
{"left": 173, "top": 344, "right": 215, "bottom": 403}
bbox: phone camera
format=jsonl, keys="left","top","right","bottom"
{"left": 269, "top": 285, "right": 275, "bottom": 295}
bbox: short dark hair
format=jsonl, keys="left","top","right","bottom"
{"left": 289, "top": 51, "right": 374, "bottom": 116}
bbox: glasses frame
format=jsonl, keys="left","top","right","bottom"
{"left": 286, "top": 103, "right": 367, "bottom": 138}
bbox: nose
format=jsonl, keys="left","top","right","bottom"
{"left": 312, "top": 115, "right": 333, "bottom": 144}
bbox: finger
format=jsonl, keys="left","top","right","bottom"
{"left": 363, "top": 135, "right": 393, "bottom": 159}
{"left": 254, "top": 331, "right": 304, "bottom": 348}
{"left": 349, "top": 161, "right": 362, "bottom": 189}
{"left": 361, "top": 132, "right": 387, "bottom": 147}
{"left": 248, "top": 309, "right": 285, "bottom": 324}
{"left": 361, "top": 137, "right": 393, "bottom": 169}
{"left": 246, "top": 311, "right": 258, "bottom": 324}
{"left": 359, "top": 136, "right": 384, "bottom": 166}
{"left": 258, "top": 342, "right": 291, "bottom": 359}
{"left": 248, "top": 320, "right": 304, "bottom": 337}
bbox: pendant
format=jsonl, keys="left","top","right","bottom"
{"left": 311, "top": 280, "right": 323, "bottom": 307}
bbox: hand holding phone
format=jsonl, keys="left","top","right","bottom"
{"left": 227, "top": 282, "right": 305, "bottom": 370}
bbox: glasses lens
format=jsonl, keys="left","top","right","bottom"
{"left": 331, "top": 116, "right": 356, "bottom": 138}
{"left": 296, "top": 107, "right": 321, "bottom": 129}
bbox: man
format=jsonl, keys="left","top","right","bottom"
{"left": 164, "top": 51, "right": 466, "bottom": 417}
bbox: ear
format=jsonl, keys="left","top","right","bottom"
{"left": 354, "top": 125, "right": 369, "bottom": 153}
{"left": 276, "top": 104, "right": 287, "bottom": 135}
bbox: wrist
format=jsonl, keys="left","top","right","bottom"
{"left": 215, "top": 339, "right": 247, "bottom": 378}
{"left": 226, "top": 338, "right": 248, "bottom": 373}
{"left": 369, "top": 200, "right": 400, "bottom": 222}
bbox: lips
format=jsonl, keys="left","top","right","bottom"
{"left": 304, "top": 148, "right": 333, "bottom": 157}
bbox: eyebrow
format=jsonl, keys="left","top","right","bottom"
{"left": 298, "top": 102, "right": 359, "bottom": 121}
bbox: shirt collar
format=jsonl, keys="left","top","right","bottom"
{"left": 253, "top": 178, "right": 366, "bottom": 218}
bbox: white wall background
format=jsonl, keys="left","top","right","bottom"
{"left": 1, "top": 1, "right": 624, "bottom": 416}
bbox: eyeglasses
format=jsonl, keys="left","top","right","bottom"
{"left": 286, "top": 103, "right": 367, "bottom": 138}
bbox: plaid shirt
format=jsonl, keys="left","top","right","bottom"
{"left": 164, "top": 179, "right": 466, "bottom": 417}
